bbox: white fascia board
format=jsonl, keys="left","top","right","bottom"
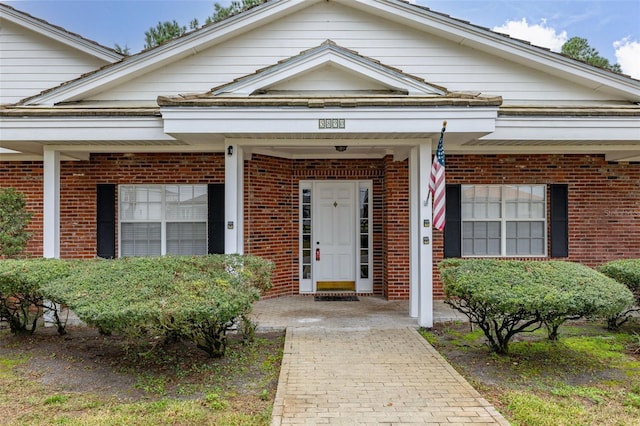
{"left": 24, "top": 0, "right": 311, "bottom": 106}
{"left": 161, "top": 106, "right": 497, "bottom": 135}
{"left": 343, "top": 0, "right": 640, "bottom": 99}
{"left": 0, "top": 117, "right": 174, "bottom": 142}
{"left": 1, "top": 6, "right": 122, "bottom": 62}
{"left": 483, "top": 116, "right": 640, "bottom": 141}
{"left": 215, "top": 44, "right": 444, "bottom": 96}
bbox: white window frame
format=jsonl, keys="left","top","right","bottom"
{"left": 118, "top": 184, "right": 208, "bottom": 257}
{"left": 461, "top": 184, "right": 547, "bottom": 258}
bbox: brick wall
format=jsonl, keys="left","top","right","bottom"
{"left": 431, "top": 154, "right": 640, "bottom": 298}
{"left": 248, "top": 155, "right": 387, "bottom": 298}
{"left": 2, "top": 153, "right": 638, "bottom": 302}
{"left": 382, "top": 156, "right": 410, "bottom": 300}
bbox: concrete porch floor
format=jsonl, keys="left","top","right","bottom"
{"left": 251, "top": 295, "right": 469, "bottom": 331}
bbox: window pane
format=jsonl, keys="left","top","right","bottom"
{"left": 167, "top": 222, "right": 206, "bottom": 255}
{"left": 473, "top": 222, "right": 487, "bottom": 238}
{"left": 121, "top": 223, "right": 161, "bottom": 257}
{"left": 303, "top": 265, "right": 311, "bottom": 280}
{"left": 360, "top": 219, "right": 369, "bottom": 234}
{"left": 302, "top": 189, "right": 311, "bottom": 204}
{"left": 532, "top": 185, "right": 545, "bottom": 200}
{"left": 531, "top": 222, "right": 544, "bottom": 238}
{"left": 463, "top": 221, "right": 500, "bottom": 255}
{"left": 148, "top": 187, "right": 162, "bottom": 202}
{"left": 487, "top": 222, "right": 500, "bottom": 238}
{"left": 165, "top": 185, "right": 179, "bottom": 203}
{"left": 148, "top": 202, "right": 162, "bottom": 220}
{"left": 517, "top": 202, "right": 531, "bottom": 218}
{"left": 488, "top": 186, "right": 501, "bottom": 202}
{"left": 531, "top": 202, "right": 545, "bottom": 219}
{"left": 360, "top": 235, "right": 368, "bottom": 249}
{"left": 360, "top": 188, "right": 369, "bottom": 219}
{"left": 360, "top": 265, "right": 369, "bottom": 279}
{"left": 531, "top": 239, "right": 544, "bottom": 255}
{"left": 303, "top": 235, "right": 311, "bottom": 249}
{"left": 488, "top": 202, "right": 501, "bottom": 218}
{"left": 506, "top": 221, "right": 545, "bottom": 255}
{"left": 488, "top": 238, "right": 501, "bottom": 255}
{"left": 462, "top": 202, "right": 474, "bottom": 219}
{"left": 360, "top": 250, "right": 369, "bottom": 264}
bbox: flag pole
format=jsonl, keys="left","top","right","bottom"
{"left": 425, "top": 121, "right": 447, "bottom": 206}
{"left": 428, "top": 120, "right": 448, "bottom": 231}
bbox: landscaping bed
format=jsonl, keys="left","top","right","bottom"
{"left": 0, "top": 325, "right": 284, "bottom": 425}
{"left": 422, "top": 319, "right": 640, "bottom": 426}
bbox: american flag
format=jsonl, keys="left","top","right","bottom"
{"left": 429, "top": 122, "right": 447, "bottom": 231}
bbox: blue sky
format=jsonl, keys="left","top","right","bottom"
{"left": 5, "top": 0, "right": 640, "bottom": 78}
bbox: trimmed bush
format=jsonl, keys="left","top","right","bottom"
{"left": 0, "top": 188, "right": 32, "bottom": 257}
{"left": 43, "top": 255, "right": 273, "bottom": 357}
{"left": 0, "top": 258, "right": 72, "bottom": 335}
{"left": 598, "top": 259, "right": 640, "bottom": 328}
{"left": 440, "top": 259, "right": 634, "bottom": 354}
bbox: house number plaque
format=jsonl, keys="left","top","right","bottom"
{"left": 318, "top": 118, "right": 345, "bottom": 129}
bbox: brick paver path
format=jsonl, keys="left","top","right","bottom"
{"left": 272, "top": 327, "right": 509, "bottom": 425}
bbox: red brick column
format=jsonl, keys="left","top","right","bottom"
{"left": 383, "top": 156, "right": 410, "bottom": 300}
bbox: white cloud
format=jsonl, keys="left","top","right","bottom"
{"left": 493, "top": 18, "right": 568, "bottom": 52}
{"left": 613, "top": 38, "right": 640, "bottom": 79}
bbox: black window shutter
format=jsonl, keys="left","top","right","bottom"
{"left": 550, "top": 184, "right": 569, "bottom": 257}
{"left": 96, "top": 184, "right": 116, "bottom": 259}
{"left": 444, "top": 184, "right": 462, "bottom": 258}
{"left": 208, "top": 184, "right": 225, "bottom": 254}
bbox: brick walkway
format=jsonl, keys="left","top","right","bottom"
{"left": 270, "top": 327, "right": 509, "bottom": 425}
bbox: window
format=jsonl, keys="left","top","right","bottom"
{"left": 119, "top": 185, "right": 207, "bottom": 257}
{"left": 462, "top": 185, "right": 546, "bottom": 256}
{"left": 359, "top": 186, "right": 370, "bottom": 279}
{"left": 301, "top": 187, "right": 312, "bottom": 280}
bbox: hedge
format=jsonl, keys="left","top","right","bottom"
{"left": 41, "top": 255, "right": 272, "bottom": 357}
{"left": 598, "top": 259, "right": 640, "bottom": 328}
{"left": 0, "top": 258, "right": 72, "bottom": 335}
{"left": 440, "top": 259, "right": 634, "bottom": 354}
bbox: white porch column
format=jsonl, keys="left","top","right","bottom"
{"left": 43, "top": 148, "right": 61, "bottom": 258}
{"left": 409, "top": 147, "right": 419, "bottom": 318}
{"left": 224, "top": 143, "right": 243, "bottom": 254}
{"left": 409, "top": 143, "right": 434, "bottom": 327}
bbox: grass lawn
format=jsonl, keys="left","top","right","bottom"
{"left": 422, "top": 320, "right": 640, "bottom": 426}
{"left": 0, "top": 326, "right": 284, "bottom": 425}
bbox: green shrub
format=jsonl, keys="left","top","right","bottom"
{"left": 598, "top": 259, "right": 640, "bottom": 328}
{"left": 0, "top": 188, "right": 32, "bottom": 257}
{"left": 440, "top": 259, "right": 634, "bottom": 354}
{"left": 43, "top": 255, "right": 273, "bottom": 357}
{"left": 0, "top": 258, "right": 72, "bottom": 335}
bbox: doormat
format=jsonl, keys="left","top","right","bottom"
{"left": 314, "top": 295, "right": 360, "bottom": 302}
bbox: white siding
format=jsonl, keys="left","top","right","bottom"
{"left": 0, "top": 20, "right": 109, "bottom": 104}
{"left": 88, "top": 1, "right": 617, "bottom": 104}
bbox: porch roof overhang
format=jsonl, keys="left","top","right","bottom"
{"left": 157, "top": 94, "right": 501, "bottom": 153}
{"left": 1, "top": 99, "right": 639, "bottom": 162}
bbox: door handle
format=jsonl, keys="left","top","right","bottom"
{"left": 315, "top": 248, "right": 320, "bottom": 261}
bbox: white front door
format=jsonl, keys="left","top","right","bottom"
{"left": 314, "top": 181, "right": 356, "bottom": 290}
{"left": 299, "top": 180, "right": 373, "bottom": 293}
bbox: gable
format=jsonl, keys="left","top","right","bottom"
{"left": 21, "top": 0, "right": 638, "bottom": 107}
{"left": 209, "top": 40, "right": 446, "bottom": 97}
{"left": 0, "top": 3, "right": 121, "bottom": 105}
{"left": 267, "top": 64, "right": 394, "bottom": 92}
